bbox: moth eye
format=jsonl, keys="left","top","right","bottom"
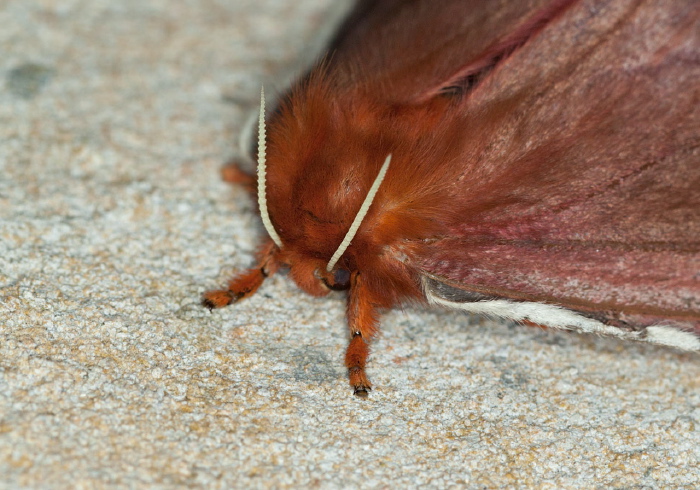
{"left": 319, "top": 268, "right": 351, "bottom": 291}
{"left": 332, "top": 269, "right": 351, "bottom": 289}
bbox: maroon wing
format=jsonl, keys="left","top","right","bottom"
{"left": 325, "top": 0, "right": 571, "bottom": 103}
{"left": 409, "top": 0, "right": 700, "bottom": 328}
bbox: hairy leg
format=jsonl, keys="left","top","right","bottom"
{"left": 345, "top": 272, "right": 381, "bottom": 397}
{"left": 202, "top": 240, "right": 279, "bottom": 309}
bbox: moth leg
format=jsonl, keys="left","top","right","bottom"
{"left": 345, "top": 272, "right": 380, "bottom": 398}
{"left": 202, "top": 240, "right": 279, "bottom": 310}
{"left": 220, "top": 160, "right": 256, "bottom": 194}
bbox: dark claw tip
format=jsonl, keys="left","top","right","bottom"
{"left": 353, "top": 387, "right": 371, "bottom": 398}
{"left": 201, "top": 299, "right": 216, "bottom": 311}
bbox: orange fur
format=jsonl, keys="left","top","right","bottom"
{"left": 203, "top": 0, "right": 700, "bottom": 396}
{"left": 202, "top": 241, "right": 279, "bottom": 309}
{"left": 220, "top": 162, "right": 255, "bottom": 193}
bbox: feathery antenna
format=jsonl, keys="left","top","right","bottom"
{"left": 257, "top": 87, "right": 283, "bottom": 248}
{"left": 327, "top": 154, "right": 392, "bottom": 272}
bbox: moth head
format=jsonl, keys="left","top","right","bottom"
{"left": 256, "top": 87, "right": 390, "bottom": 296}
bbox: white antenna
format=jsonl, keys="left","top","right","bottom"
{"left": 327, "top": 154, "right": 392, "bottom": 271}
{"left": 257, "top": 87, "right": 283, "bottom": 248}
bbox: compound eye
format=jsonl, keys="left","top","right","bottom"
{"left": 332, "top": 269, "right": 351, "bottom": 289}
{"left": 321, "top": 268, "right": 351, "bottom": 291}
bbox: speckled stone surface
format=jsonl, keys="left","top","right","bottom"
{"left": 1, "top": 1, "right": 699, "bottom": 488}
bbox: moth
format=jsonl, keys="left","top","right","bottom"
{"left": 203, "top": 0, "right": 700, "bottom": 397}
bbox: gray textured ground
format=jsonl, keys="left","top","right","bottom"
{"left": 1, "top": 1, "right": 699, "bottom": 488}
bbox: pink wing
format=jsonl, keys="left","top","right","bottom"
{"left": 326, "top": 0, "right": 571, "bottom": 102}
{"left": 408, "top": 0, "right": 700, "bottom": 329}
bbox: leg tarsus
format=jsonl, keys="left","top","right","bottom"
{"left": 221, "top": 162, "right": 255, "bottom": 194}
{"left": 202, "top": 290, "right": 234, "bottom": 310}
{"left": 201, "top": 268, "right": 262, "bottom": 309}
{"left": 344, "top": 272, "right": 383, "bottom": 397}
{"left": 345, "top": 333, "right": 372, "bottom": 398}
{"left": 202, "top": 240, "right": 279, "bottom": 310}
